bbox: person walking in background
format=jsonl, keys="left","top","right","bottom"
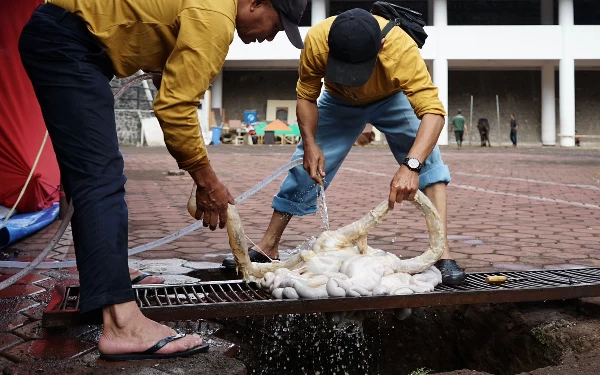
{"left": 450, "top": 109, "right": 467, "bottom": 149}
{"left": 507, "top": 113, "right": 518, "bottom": 147}
{"left": 477, "top": 118, "right": 491, "bottom": 147}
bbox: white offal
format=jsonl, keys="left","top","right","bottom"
{"left": 225, "top": 190, "right": 448, "bottom": 300}
{"left": 259, "top": 247, "right": 442, "bottom": 300}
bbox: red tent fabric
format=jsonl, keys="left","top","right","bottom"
{"left": 0, "top": 0, "right": 60, "bottom": 213}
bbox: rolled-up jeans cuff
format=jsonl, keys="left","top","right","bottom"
{"left": 272, "top": 195, "right": 317, "bottom": 217}
{"left": 419, "top": 164, "right": 451, "bottom": 190}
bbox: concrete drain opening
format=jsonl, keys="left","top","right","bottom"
{"left": 213, "top": 299, "right": 600, "bottom": 375}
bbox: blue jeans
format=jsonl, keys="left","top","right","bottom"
{"left": 273, "top": 91, "right": 451, "bottom": 216}
{"left": 19, "top": 4, "right": 133, "bottom": 315}
{"left": 510, "top": 130, "right": 518, "bottom": 145}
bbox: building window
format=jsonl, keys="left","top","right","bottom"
{"left": 328, "top": 1, "right": 428, "bottom": 24}
{"left": 276, "top": 108, "right": 289, "bottom": 124}
{"left": 300, "top": 1, "right": 312, "bottom": 26}
{"left": 448, "top": 0, "right": 545, "bottom": 25}
{"left": 575, "top": 0, "right": 600, "bottom": 25}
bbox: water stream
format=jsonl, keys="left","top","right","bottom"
{"left": 317, "top": 184, "right": 330, "bottom": 231}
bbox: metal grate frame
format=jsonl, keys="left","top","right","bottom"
{"left": 43, "top": 268, "right": 600, "bottom": 327}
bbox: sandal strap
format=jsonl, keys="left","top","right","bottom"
{"left": 131, "top": 273, "right": 150, "bottom": 285}
{"left": 142, "top": 330, "right": 186, "bottom": 354}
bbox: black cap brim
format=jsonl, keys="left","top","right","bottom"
{"left": 326, "top": 53, "right": 377, "bottom": 87}
{"left": 281, "top": 15, "right": 304, "bottom": 49}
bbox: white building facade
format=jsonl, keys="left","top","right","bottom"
{"left": 208, "top": 0, "right": 600, "bottom": 147}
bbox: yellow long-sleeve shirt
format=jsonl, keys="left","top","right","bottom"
{"left": 47, "top": 0, "right": 238, "bottom": 171}
{"left": 297, "top": 15, "right": 446, "bottom": 119}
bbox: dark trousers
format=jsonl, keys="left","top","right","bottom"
{"left": 510, "top": 130, "right": 518, "bottom": 145}
{"left": 454, "top": 130, "right": 464, "bottom": 146}
{"left": 19, "top": 4, "right": 133, "bottom": 314}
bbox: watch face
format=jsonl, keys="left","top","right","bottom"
{"left": 407, "top": 159, "right": 419, "bottom": 169}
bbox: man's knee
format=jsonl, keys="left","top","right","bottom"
{"left": 65, "top": 172, "right": 126, "bottom": 202}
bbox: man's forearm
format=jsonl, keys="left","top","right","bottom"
{"left": 297, "top": 98, "right": 319, "bottom": 145}
{"left": 407, "top": 114, "right": 445, "bottom": 162}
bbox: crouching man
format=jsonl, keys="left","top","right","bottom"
{"left": 20, "top": 0, "right": 307, "bottom": 361}
{"left": 223, "top": 8, "right": 465, "bottom": 285}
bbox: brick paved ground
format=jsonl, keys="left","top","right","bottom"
{"left": 0, "top": 144, "right": 599, "bottom": 372}
{"left": 120, "top": 144, "right": 600, "bottom": 272}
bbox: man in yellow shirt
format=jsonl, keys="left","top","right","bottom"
{"left": 223, "top": 8, "right": 466, "bottom": 285}
{"left": 19, "top": 0, "right": 306, "bottom": 361}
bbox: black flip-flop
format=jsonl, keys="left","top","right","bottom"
{"left": 99, "top": 331, "right": 209, "bottom": 361}
{"left": 222, "top": 248, "right": 280, "bottom": 269}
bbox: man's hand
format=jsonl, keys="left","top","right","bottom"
{"left": 389, "top": 165, "right": 419, "bottom": 209}
{"left": 190, "top": 165, "right": 235, "bottom": 230}
{"left": 303, "top": 143, "right": 326, "bottom": 184}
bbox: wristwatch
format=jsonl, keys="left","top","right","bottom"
{"left": 403, "top": 157, "right": 422, "bottom": 173}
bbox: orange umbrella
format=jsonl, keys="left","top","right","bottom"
{"left": 263, "top": 119, "right": 292, "bottom": 132}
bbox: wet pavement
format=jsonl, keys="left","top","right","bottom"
{"left": 0, "top": 144, "right": 599, "bottom": 373}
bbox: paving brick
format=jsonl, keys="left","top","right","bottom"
{"left": 471, "top": 254, "right": 519, "bottom": 263}
{"left": 519, "top": 238, "right": 561, "bottom": 244}
{"left": 0, "top": 285, "right": 45, "bottom": 299}
{"left": 0, "top": 314, "right": 29, "bottom": 332}
{"left": 459, "top": 232, "right": 498, "bottom": 238}
{"left": 12, "top": 321, "right": 96, "bottom": 341}
{"left": 21, "top": 304, "right": 45, "bottom": 321}
{"left": 543, "top": 264, "right": 589, "bottom": 270}
{"left": 456, "top": 260, "right": 495, "bottom": 270}
{"left": 0, "top": 333, "right": 23, "bottom": 352}
{"left": 31, "top": 290, "right": 54, "bottom": 305}
{"left": 2, "top": 146, "right": 600, "bottom": 346}
{"left": 569, "top": 258, "right": 600, "bottom": 267}
{"left": 543, "top": 242, "right": 590, "bottom": 251}
{"left": 492, "top": 263, "right": 542, "bottom": 271}
{"left": 542, "top": 251, "right": 589, "bottom": 259}
{"left": 451, "top": 246, "right": 495, "bottom": 255}
{"left": 517, "top": 256, "right": 568, "bottom": 265}
{"left": 0, "top": 274, "right": 50, "bottom": 285}
{"left": 2, "top": 338, "right": 95, "bottom": 362}
{"left": 0, "top": 300, "right": 39, "bottom": 315}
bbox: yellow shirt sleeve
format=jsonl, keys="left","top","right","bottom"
{"left": 296, "top": 28, "right": 327, "bottom": 102}
{"left": 385, "top": 35, "right": 446, "bottom": 119}
{"left": 153, "top": 8, "right": 234, "bottom": 172}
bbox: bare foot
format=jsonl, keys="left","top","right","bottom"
{"left": 129, "top": 267, "right": 164, "bottom": 284}
{"left": 255, "top": 241, "right": 279, "bottom": 259}
{"left": 98, "top": 301, "right": 204, "bottom": 355}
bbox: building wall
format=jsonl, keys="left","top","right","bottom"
{"left": 449, "top": 71, "right": 543, "bottom": 145}
{"left": 217, "top": 70, "right": 600, "bottom": 146}
{"left": 112, "top": 77, "right": 157, "bottom": 146}
{"left": 574, "top": 71, "right": 600, "bottom": 138}
{"left": 109, "top": 70, "right": 599, "bottom": 146}
{"left": 266, "top": 100, "right": 298, "bottom": 123}
{"left": 449, "top": 70, "right": 600, "bottom": 145}
{"left": 222, "top": 71, "right": 299, "bottom": 123}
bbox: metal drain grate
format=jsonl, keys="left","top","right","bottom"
{"left": 43, "top": 268, "right": 600, "bottom": 327}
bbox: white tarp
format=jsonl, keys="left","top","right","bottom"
{"left": 140, "top": 109, "right": 211, "bottom": 147}
{"left": 140, "top": 116, "right": 165, "bottom": 147}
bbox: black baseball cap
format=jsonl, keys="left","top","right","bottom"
{"left": 326, "top": 8, "right": 381, "bottom": 87}
{"left": 272, "top": 0, "right": 307, "bottom": 49}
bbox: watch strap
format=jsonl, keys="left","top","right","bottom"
{"left": 403, "top": 157, "right": 422, "bottom": 172}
